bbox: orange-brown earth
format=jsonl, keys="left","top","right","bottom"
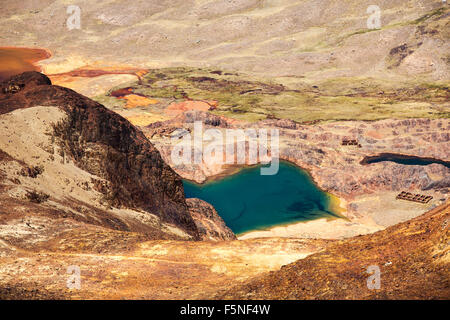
{"left": 48, "top": 66, "right": 148, "bottom": 88}
{"left": 218, "top": 200, "right": 450, "bottom": 300}
{"left": 0, "top": 46, "right": 149, "bottom": 98}
{"left": 0, "top": 47, "right": 50, "bottom": 81}
{"left": 109, "top": 87, "right": 159, "bottom": 109}
{"left": 46, "top": 66, "right": 149, "bottom": 98}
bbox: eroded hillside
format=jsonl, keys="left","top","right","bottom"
{"left": 0, "top": 71, "right": 230, "bottom": 241}
{"left": 218, "top": 200, "right": 450, "bottom": 299}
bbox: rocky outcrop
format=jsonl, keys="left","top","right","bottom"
{"left": 277, "top": 119, "right": 450, "bottom": 198}
{"left": 0, "top": 72, "right": 199, "bottom": 239}
{"left": 423, "top": 176, "right": 450, "bottom": 192}
{"left": 0, "top": 71, "right": 51, "bottom": 95}
{"left": 146, "top": 110, "right": 230, "bottom": 131}
{"left": 187, "top": 198, "right": 236, "bottom": 241}
{"left": 147, "top": 113, "right": 450, "bottom": 199}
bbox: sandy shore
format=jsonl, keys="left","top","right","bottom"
{"left": 238, "top": 216, "right": 383, "bottom": 240}
{"left": 238, "top": 195, "right": 383, "bottom": 240}
{"left": 179, "top": 159, "right": 444, "bottom": 241}
{"left": 238, "top": 190, "right": 442, "bottom": 240}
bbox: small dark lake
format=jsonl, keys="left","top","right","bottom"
{"left": 183, "top": 161, "right": 341, "bottom": 235}
{"left": 361, "top": 153, "right": 450, "bottom": 169}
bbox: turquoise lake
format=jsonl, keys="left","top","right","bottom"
{"left": 183, "top": 161, "right": 341, "bottom": 235}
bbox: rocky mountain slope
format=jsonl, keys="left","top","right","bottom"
{"left": 218, "top": 200, "right": 449, "bottom": 299}
{"left": 0, "top": 71, "right": 237, "bottom": 241}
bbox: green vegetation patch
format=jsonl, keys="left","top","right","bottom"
{"left": 412, "top": 8, "right": 446, "bottom": 25}
{"left": 96, "top": 67, "right": 449, "bottom": 123}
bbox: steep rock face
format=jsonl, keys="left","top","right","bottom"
{"left": 187, "top": 198, "right": 236, "bottom": 241}
{"left": 0, "top": 72, "right": 199, "bottom": 239}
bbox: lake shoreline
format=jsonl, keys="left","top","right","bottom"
{"left": 184, "top": 161, "right": 347, "bottom": 235}
{"left": 182, "top": 158, "right": 440, "bottom": 240}
{"left": 236, "top": 195, "right": 356, "bottom": 239}
{"left": 181, "top": 158, "right": 352, "bottom": 219}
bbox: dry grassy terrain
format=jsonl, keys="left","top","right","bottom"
{"left": 94, "top": 66, "right": 449, "bottom": 125}
{"left": 1, "top": 1, "right": 448, "bottom": 80}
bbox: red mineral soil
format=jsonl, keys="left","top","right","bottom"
{"left": 165, "top": 100, "right": 218, "bottom": 116}
{"left": 110, "top": 87, "right": 159, "bottom": 109}
{"left": 110, "top": 87, "right": 135, "bottom": 98}
{"left": 0, "top": 47, "right": 148, "bottom": 97}
{"left": 48, "top": 66, "right": 148, "bottom": 84}
{"left": 47, "top": 66, "right": 149, "bottom": 97}
{"left": 0, "top": 47, "right": 51, "bottom": 81}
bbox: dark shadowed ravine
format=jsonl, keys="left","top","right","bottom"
{"left": 183, "top": 161, "right": 341, "bottom": 234}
